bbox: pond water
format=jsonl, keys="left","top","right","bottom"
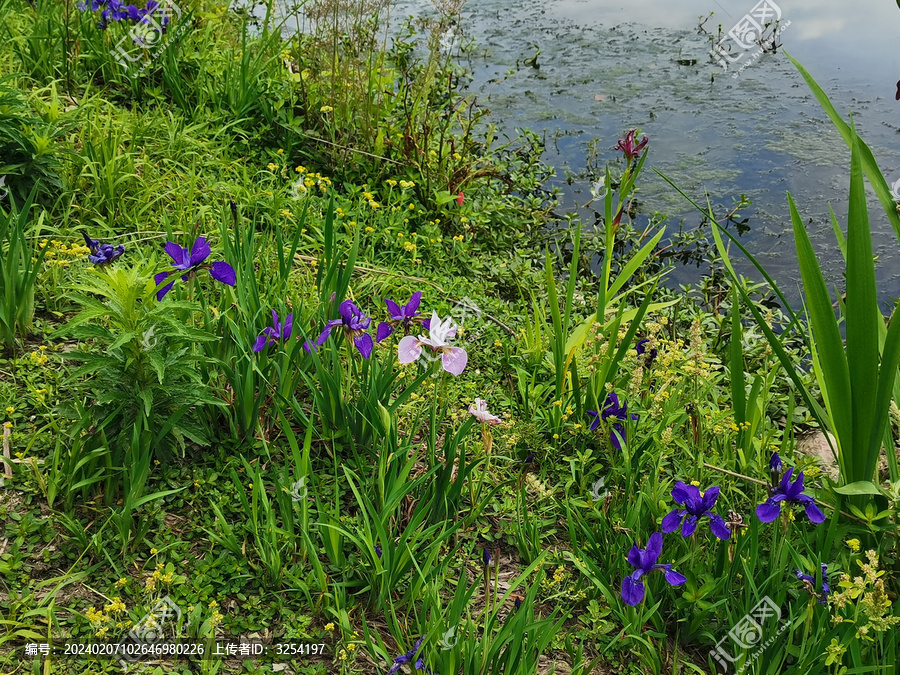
{"left": 281, "top": 0, "right": 900, "bottom": 307}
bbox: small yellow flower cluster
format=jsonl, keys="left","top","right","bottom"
{"left": 28, "top": 347, "right": 49, "bottom": 366}
{"left": 4, "top": 406, "right": 12, "bottom": 414}
{"left": 399, "top": 180, "right": 415, "bottom": 189}
{"left": 403, "top": 242, "right": 417, "bottom": 252}
{"left": 300, "top": 171, "right": 332, "bottom": 193}
{"left": 37, "top": 238, "right": 91, "bottom": 267}
{"left": 452, "top": 234, "right": 464, "bottom": 242}
{"left": 104, "top": 597, "right": 126, "bottom": 614}
{"left": 210, "top": 609, "right": 224, "bottom": 628}
{"left": 730, "top": 421, "right": 751, "bottom": 432}
{"left": 85, "top": 605, "right": 113, "bottom": 636}
{"left": 145, "top": 563, "right": 174, "bottom": 591}
{"left": 541, "top": 565, "right": 569, "bottom": 591}
{"left": 823, "top": 638, "right": 846, "bottom": 668}
{"left": 831, "top": 551, "right": 899, "bottom": 636}
{"left": 324, "top": 622, "right": 335, "bottom": 631}
{"left": 386, "top": 179, "right": 397, "bottom": 187}
{"left": 319, "top": 105, "right": 333, "bottom": 113}
{"left": 845, "top": 538, "right": 860, "bottom": 553}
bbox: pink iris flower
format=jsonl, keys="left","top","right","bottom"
{"left": 398, "top": 311, "right": 467, "bottom": 375}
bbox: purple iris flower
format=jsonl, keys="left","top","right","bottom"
{"left": 616, "top": 129, "right": 649, "bottom": 161}
{"left": 387, "top": 635, "right": 433, "bottom": 675}
{"left": 122, "top": 4, "right": 141, "bottom": 20}
{"left": 756, "top": 468, "right": 825, "bottom": 524}
{"left": 795, "top": 563, "right": 830, "bottom": 604}
{"left": 482, "top": 548, "right": 491, "bottom": 566}
{"left": 769, "top": 451, "right": 783, "bottom": 483}
{"left": 621, "top": 532, "right": 686, "bottom": 606}
{"left": 77, "top": 0, "right": 106, "bottom": 11}
{"left": 376, "top": 291, "right": 430, "bottom": 342}
{"left": 375, "top": 544, "right": 382, "bottom": 559}
{"left": 140, "top": 0, "right": 169, "bottom": 26}
{"left": 252, "top": 310, "right": 293, "bottom": 352}
{"left": 153, "top": 236, "right": 236, "bottom": 301}
{"left": 587, "top": 393, "right": 639, "bottom": 450}
{"left": 80, "top": 230, "right": 125, "bottom": 266}
{"left": 661, "top": 482, "right": 730, "bottom": 540}
{"left": 304, "top": 299, "right": 373, "bottom": 358}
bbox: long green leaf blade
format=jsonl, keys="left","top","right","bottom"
{"left": 787, "top": 192, "right": 852, "bottom": 450}
{"left": 844, "top": 124, "right": 880, "bottom": 483}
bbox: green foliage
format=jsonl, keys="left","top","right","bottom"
{"left": 0, "top": 77, "right": 75, "bottom": 201}
{"left": 58, "top": 264, "right": 223, "bottom": 474}
{"left": 0, "top": 187, "right": 47, "bottom": 354}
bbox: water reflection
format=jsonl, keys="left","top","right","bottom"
{"left": 280, "top": 0, "right": 900, "bottom": 303}
{"left": 391, "top": 0, "right": 900, "bottom": 303}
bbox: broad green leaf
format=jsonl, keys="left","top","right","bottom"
{"left": 868, "top": 302, "right": 900, "bottom": 480}
{"left": 832, "top": 481, "right": 885, "bottom": 497}
{"left": 844, "top": 126, "right": 880, "bottom": 483}
{"left": 787, "top": 192, "right": 852, "bottom": 449}
{"left": 606, "top": 225, "right": 666, "bottom": 299}
{"left": 133, "top": 486, "right": 187, "bottom": 509}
